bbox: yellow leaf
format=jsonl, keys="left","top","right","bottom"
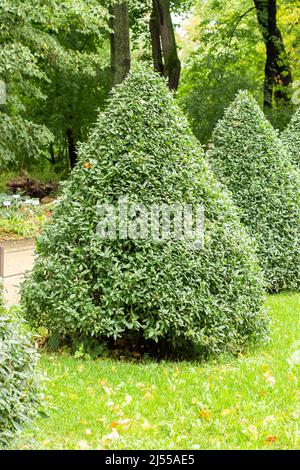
{"left": 141, "top": 419, "right": 151, "bottom": 430}
{"left": 199, "top": 409, "right": 212, "bottom": 421}
{"left": 221, "top": 408, "right": 233, "bottom": 416}
{"left": 83, "top": 162, "right": 93, "bottom": 169}
{"left": 264, "top": 435, "right": 277, "bottom": 444}
{"left": 144, "top": 391, "right": 154, "bottom": 400}
{"left": 110, "top": 419, "right": 130, "bottom": 430}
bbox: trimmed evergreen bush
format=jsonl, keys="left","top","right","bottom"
{"left": 209, "top": 90, "right": 300, "bottom": 292}
{"left": 21, "top": 67, "right": 268, "bottom": 356}
{"left": 281, "top": 107, "right": 300, "bottom": 167}
{"left": 0, "top": 289, "right": 43, "bottom": 447}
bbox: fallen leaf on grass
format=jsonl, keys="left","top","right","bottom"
{"left": 110, "top": 419, "right": 131, "bottom": 431}
{"left": 264, "top": 435, "right": 277, "bottom": 444}
{"left": 144, "top": 391, "right": 154, "bottom": 400}
{"left": 199, "top": 409, "right": 212, "bottom": 421}
{"left": 221, "top": 408, "right": 234, "bottom": 417}
{"left": 141, "top": 419, "right": 151, "bottom": 430}
{"left": 102, "top": 428, "right": 120, "bottom": 444}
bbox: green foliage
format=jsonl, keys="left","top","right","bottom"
{"left": 281, "top": 107, "right": 300, "bottom": 167}
{"left": 0, "top": 196, "right": 52, "bottom": 240}
{"left": 209, "top": 91, "right": 300, "bottom": 292}
{"left": 0, "top": 114, "right": 53, "bottom": 169}
{"left": 0, "top": 297, "right": 44, "bottom": 447}
{"left": 177, "top": 0, "right": 300, "bottom": 143}
{"left": 0, "top": 0, "right": 110, "bottom": 170}
{"left": 178, "top": 0, "right": 265, "bottom": 144}
{"left": 22, "top": 67, "right": 268, "bottom": 357}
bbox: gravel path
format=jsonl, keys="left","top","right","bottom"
{"left": 1, "top": 238, "right": 35, "bottom": 306}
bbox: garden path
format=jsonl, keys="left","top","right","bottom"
{"left": 1, "top": 238, "right": 35, "bottom": 306}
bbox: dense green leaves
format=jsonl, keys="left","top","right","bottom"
{"left": 178, "top": 0, "right": 299, "bottom": 143}
{"left": 281, "top": 107, "right": 300, "bottom": 167}
{"left": 0, "top": 290, "right": 43, "bottom": 447}
{"left": 0, "top": 0, "right": 110, "bottom": 170}
{"left": 209, "top": 91, "right": 300, "bottom": 292}
{"left": 22, "top": 67, "right": 268, "bottom": 356}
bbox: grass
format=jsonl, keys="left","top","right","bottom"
{"left": 18, "top": 292, "right": 300, "bottom": 450}
{"left": 0, "top": 168, "right": 58, "bottom": 240}
{"left": 0, "top": 204, "right": 52, "bottom": 240}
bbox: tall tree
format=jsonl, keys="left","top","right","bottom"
{"left": 253, "top": 0, "right": 292, "bottom": 108}
{"left": 150, "top": 0, "right": 181, "bottom": 91}
{"left": 109, "top": 1, "right": 131, "bottom": 86}
{"left": 150, "top": 3, "right": 164, "bottom": 76}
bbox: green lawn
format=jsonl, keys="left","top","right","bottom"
{"left": 18, "top": 293, "right": 300, "bottom": 450}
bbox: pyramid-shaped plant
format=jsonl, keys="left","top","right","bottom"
{"left": 21, "top": 68, "right": 268, "bottom": 356}
{"left": 209, "top": 90, "right": 300, "bottom": 292}
{"left": 281, "top": 107, "right": 300, "bottom": 167}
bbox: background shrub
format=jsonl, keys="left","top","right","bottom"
{"left": 0, "top": 288, "right": 43, "bottom": 447}
{"left": 281, "top": 107, "right": 300, "bottom": 167}
{"left": 208, "top": 91, "right": 300, "bottom": 292}
{"left": 21, "top": 67, "right": 268, "bottom": 357}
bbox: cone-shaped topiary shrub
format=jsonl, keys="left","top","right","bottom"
{"left": 0, "top": 287, "right": 43, "bottom": 447}
{"left": 281, "top": 107, "right": 300, "bottom": 167}
{"left": 21, "top": 67, "right": 268, "bottom": 357}
{"left": 208, "top": 90, "right": 300, "bottom": 292}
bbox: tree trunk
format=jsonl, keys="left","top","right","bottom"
{"left": 66, "top": 128, "right": 77, "bottom": 169}
{"left": 153, "top": 0, "right": 181, "bottom": 91}
{"left": 150, "top": 1, "right": 164, "bottom": 76}
{"left": 109, "top": 1, "right": 131, "bottom": 87}
{"left": 49, "top": 142, "right": 55, "bottom": 165}
{"left": 253, "top": 0, "right": 292, "bottom": 108}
